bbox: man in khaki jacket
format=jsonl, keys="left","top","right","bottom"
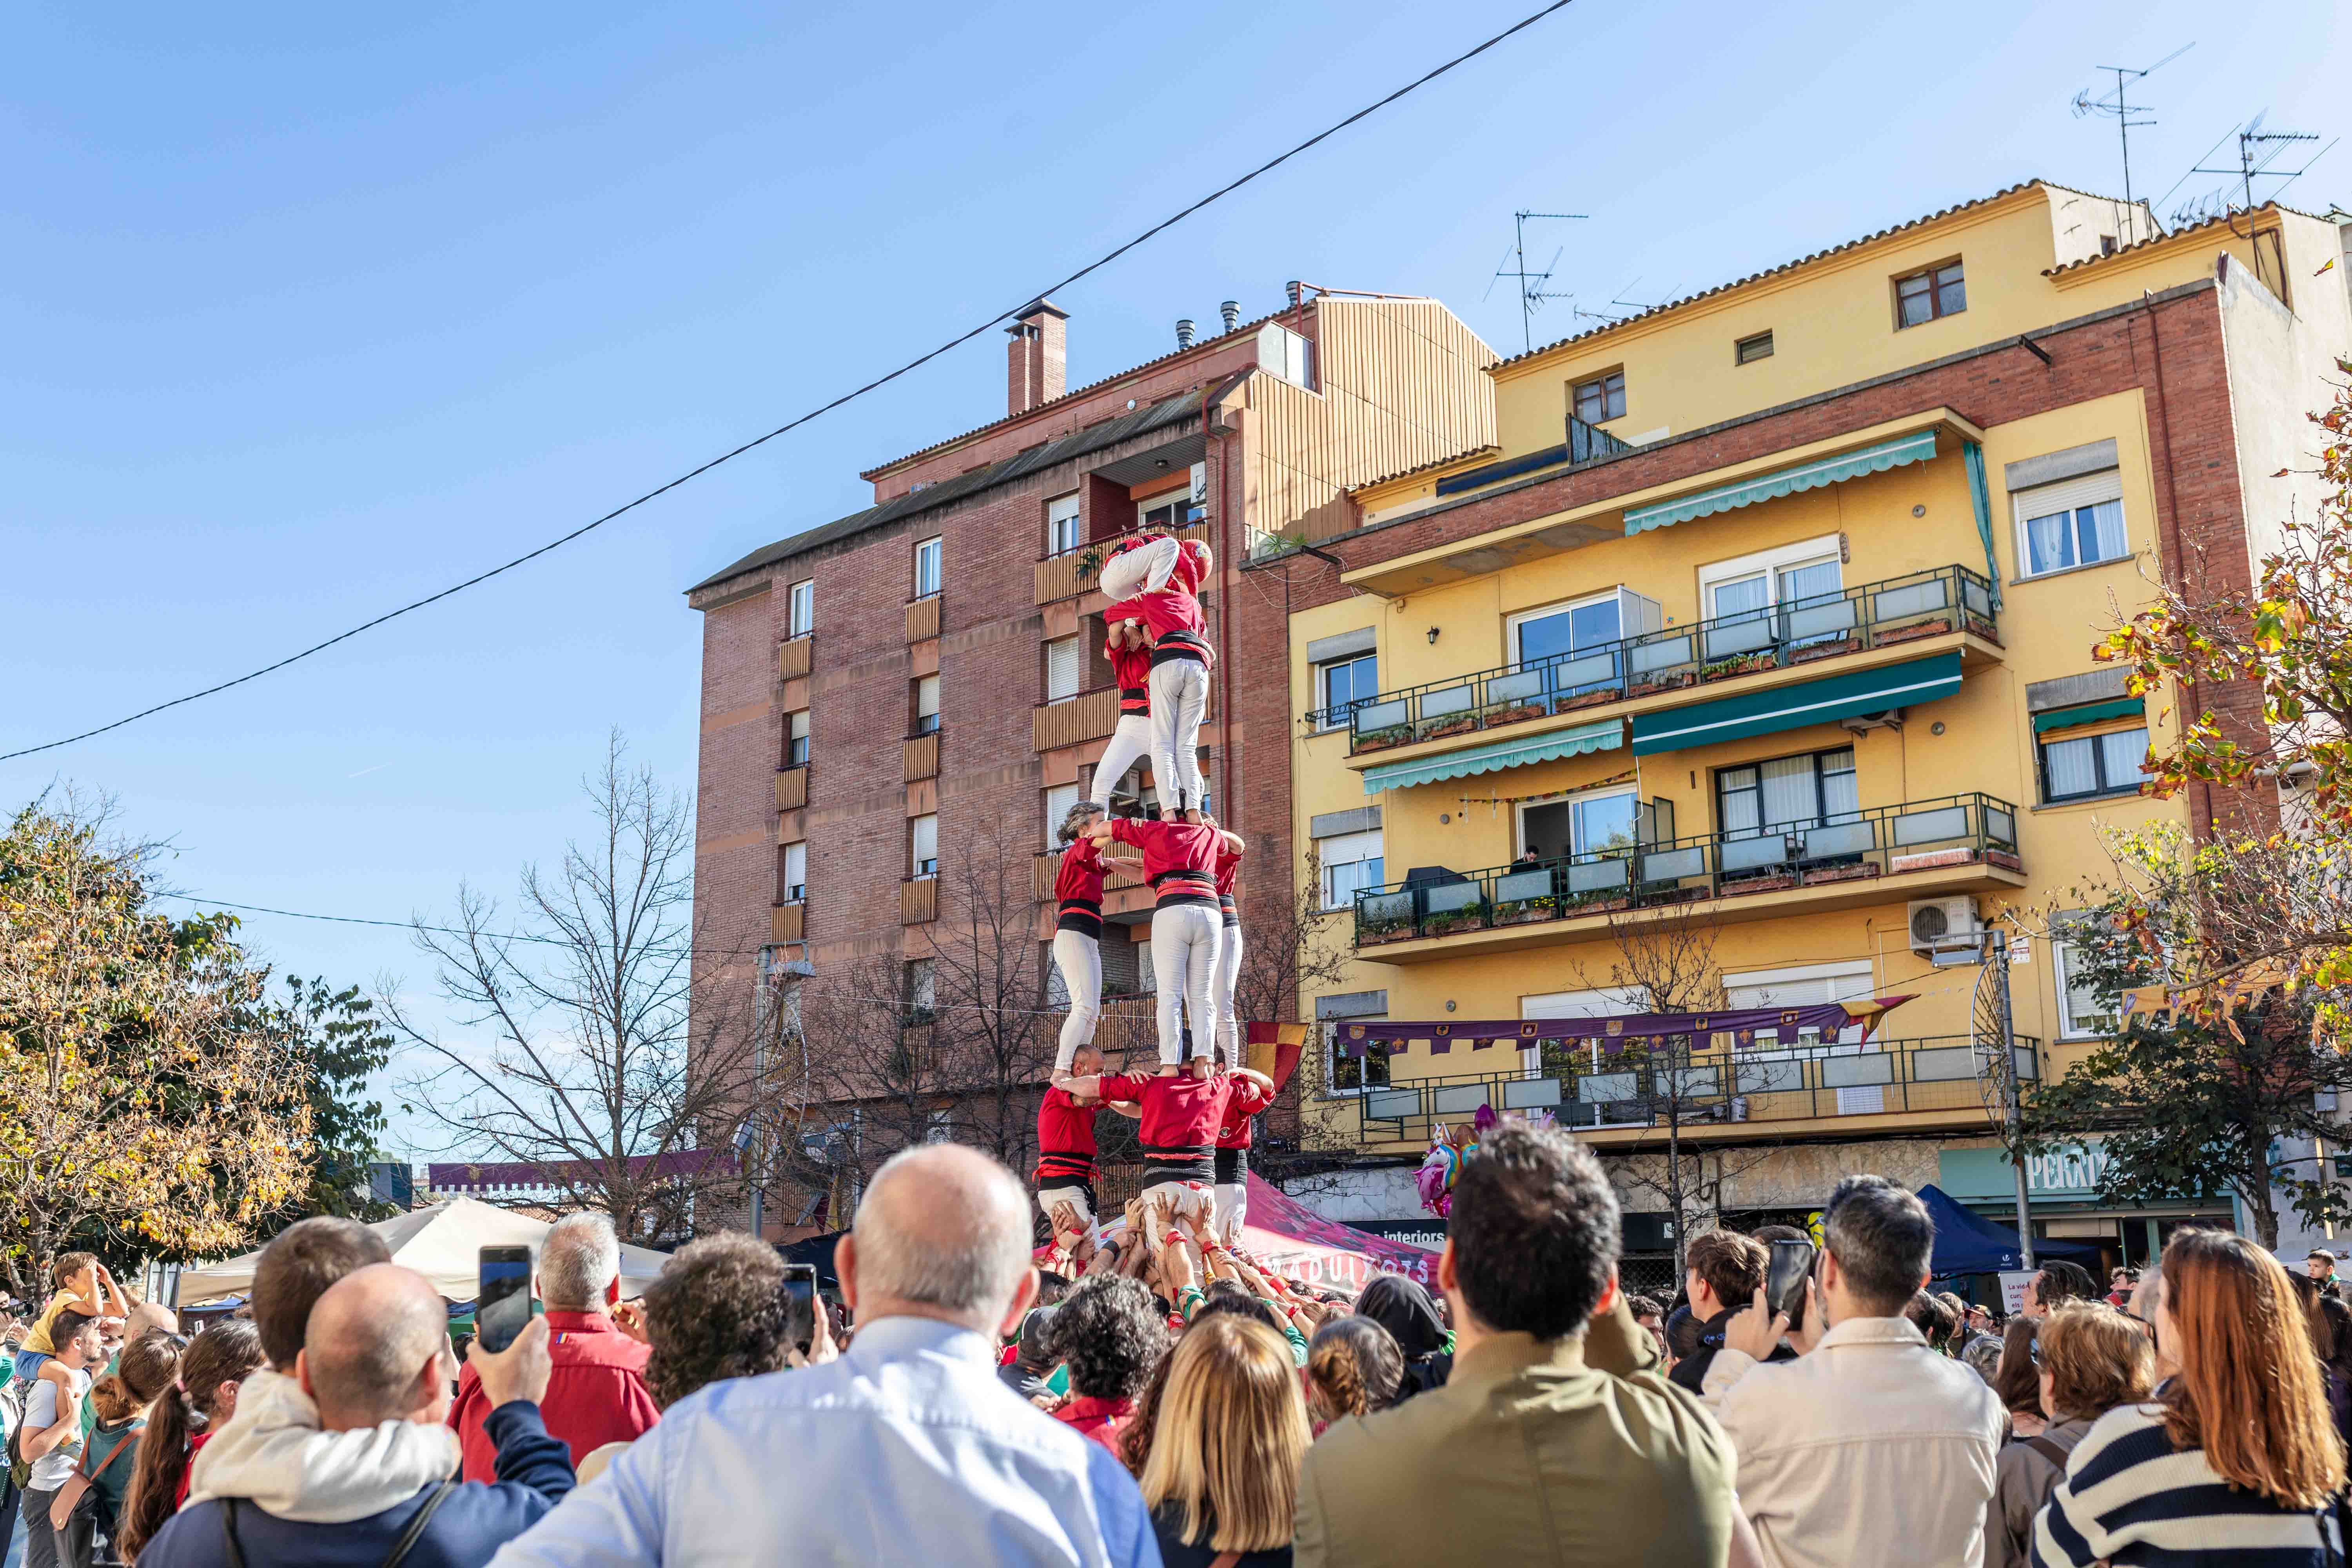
{"left": 1295, "top": 1125, "right": 1748, "bottom": 1567}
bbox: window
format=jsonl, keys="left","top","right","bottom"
{"left": 1699, "top": 535, "right": 1843, "bottom": 629}
{"left": 1326, "top": 1020, "right": 1392, "bottom": 1094}
{"left": 2053, "top": 920, "right": 2114, "bottom": 1038}
{"left": 785, "top": 710, "right": 809, "bottom": 768}
{"left": 910, "top": 814, "right": 938, "bottom": 878}
{"left": 1044, "top": 635, "right": 1082, "bottom": 703}
{"left": 1046, "top": 942, "right": 1069, "bottom": 1008}
{"left": 904, "top": 958, "right": 935, "bottom": 1019}
{"left": 2014, "top": 470, "right": 2128, "bottom": 576}
{"left": 1044, "top": 784, "right": 1080, "bottom": 850}
{"left": 1518, "top": 787, "right": 1637, "bottom": 863}
{"left": 1318, "top": 829, "right": 1385, "bottom": 910}
{"left": 1735, "top": 330, "right": 1774, "bottom": 365}
{"left": 1717, "top": 748, "right": 1858, "bottom": 836}
{"left": 1512, "top": 591, "right": 1625, "bottom": 698}
{"left": 1316, "top": 653, "right": 1378, "bottom": 730}
{"left": 2040, "top": 727, "right": 2147, "bottom": 803}
{"left": 788, "top": 579, "right": 814, "bottom": 638}
{"left": 1047, "top": 495, "right": 1082, "bottom": 556}
{"left": 1138, "top": 490, "right": 1204, "bottom": 532}
{"left": 1573, "top": 370, "right": 1626, "bottom": 424}
{"left": 913, "top": 537, "right": 942, "bottom": 599}
{"left": 913, "top": 675, "right": 940, "bottom": 735}
{"left": 780, "top": 842, "right": 807, "bottom": 904}
{"left": 1895, "top": 260, "right": 1966, "bottom": 328}
{"left": 1256, "top": 322, "right": 1315, "bottom": 390}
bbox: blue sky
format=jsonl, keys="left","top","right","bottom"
{"left": 4, "top": 0, "right": 2344, "bottom": 1160}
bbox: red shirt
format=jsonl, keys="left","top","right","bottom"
{"left": 1099, "top": 1071, "right": 1231, "bottom": 1166}
{"left": 1053, "top": 1394, "right": 1136, "bottom": 1454}
{"left": 1107, "top": 818, "right": 1220, "bottom": 908}
{"left": 1034, "top": 1087, "right": 1104, "bottom": 1187}
{"left": 447, "top": 1310, "right": 660, "bottom": 1482}
{"left": 1137, "top": 542, "right": 1214, "bottom": 671}
{"left": 1216, "top": 1072, "right": 1276, "bottom": 1151}
{"left": 1102, "top": 598, "right": 1153, "bottom": 714}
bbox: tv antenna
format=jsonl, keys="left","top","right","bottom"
{"left": 1572, "top": 276, "right": 1674, "bottom": 326}
{"left": 1489, "top": 210, "right": 1586, "bottom": 352}
{"left": 2070, "top": 43, "right": 2191, "bottom": 217}
{"left": 2186, "top": 111, "right": 2333, "bottom": 214}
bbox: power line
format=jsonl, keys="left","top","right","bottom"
{"left": 2, "top": 0, "right": 1583, "bottom": 766}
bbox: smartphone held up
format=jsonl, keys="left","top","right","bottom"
{"left": 477, "top": 1245, "right": 534, "bottom": 1354}
{"left": 1766, "top": 1239, "right": 1816, "bottom": 1334}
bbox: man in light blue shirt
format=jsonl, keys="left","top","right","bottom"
{"left": 490, "top": 1143, "right": 1160, "bottom": 1568}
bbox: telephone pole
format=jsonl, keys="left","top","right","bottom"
{"left": 1987, "top": 924, "right": 2036, "bottom": 1269}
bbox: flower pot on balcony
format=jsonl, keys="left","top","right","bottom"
{"left": 1988, "top": 849, "right": 2024, "bottom": 872}
{"left": 1419, "top": 717, "right": 1480, "bottom": 742}
{"left": 1628, "top": 673, "right": 1696, "bottom": 697}
{"left": 1876, "top": 617, "right": 1952, "bottom": 646}
{"left": 1701, "top": 653, "right": 1776, "bottom": 682}
{"left": 1491, "top": 899, "right": 1557, "bottom": 927}
{"left": 1964, "top": 615, "right": 2000, "bottom": 643}
{"left": 1722, "top": 873, "right": 1798, "bottom": 897}
{"left": 1571, "top": 896, "right": 1631, "bottom": 915}
{"left": 1556, "top": 689, "right": 1619, "bottom": 712}
{"left": 1421, "top": 909, "right": 1489, "bottom": 937}
{"left": 1800, "top": 861, "right": 1880, "bottom": 886}
{"left": 1485, "top": 703, "right": 1550, "bottom": 727}
{"left": 1353, "top": 726, "right": 1412, "bottom": 753}
{"left": 1789, "top": 637, "right": 1861, "bottom": 665}
{"left": 1356, "top": 920, "right": 1414, "bottom": 946}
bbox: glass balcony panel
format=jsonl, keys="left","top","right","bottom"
{"left": 1549, "top": 650, "right": 1620, "bottom": 691}
{"left": 1630, "top": 634, "right": 1693, "bottom": 675}
{"left": 1872, "top": 578, "right": 1951, "bottom": 622}
{"left": 1486, "top": 669, "right": 1545, "bottom": 704}
{"left": 1579, "top": 1072, "right": 1638, "bottom": 1102}
{"left": 1567, "top": 857, "right": 1630, "bottom": 893}
{"left": 1421, "top": 684, "right": 1475, "bottom": 718}
{"left": 1704, "top": 618, "right": 1777, "bottom": 660}
{"left": 1909, "top": 1045, "right": 1978, "bottom": 1082}
{"left": 1786, "top": 599, "right": 1858, "bottom": 641}
{"left": 1822, "top": 1054, "right": 1895, "bottom": 1088}
{"left": 1802, "top": 821, "right": 1877, "bottom": 858}
{"left": 1736, "top": 1058, "right": 1806, "bottom": 1094}
{"left": 1424, "top": 881, "right": 1483, "bottom": 915}
{"left": 2013, "top": 1045, "right": 2039, "bottom": 1081}
{"left": 1494, "top": 869, "right": 1552, "bottom": 902}
{"left": 1432, "top": 1084, "right": 1491, "bottom": 1116}
{"left": 1892, "top": 805, "right": 1968, "bottom": 846}
{"left": 1641, "top": 846, "right": 1706, "bottom": 883}
{"left": 1662, "top": 1066, "right": 1723, "bottom": 1098}
{"left": 1363, "top": 891, "right": 1413, "bottom": 923}
{"left": 1502, "top": 1078, "right": 1563, "bottom": 1109}
{"left": 1720, "top": 835, "right": 1790, "bottom": 873}
{"left": 1987, "top": 806, "right": 2015, "bottom": 845}
{"left": 1355, "top": 699, "right": 1409, "bottom": 732}
{"left": 1364, "top": 1089, "right": 1422, "bottom": 1120}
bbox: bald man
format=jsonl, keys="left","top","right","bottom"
{"left": 138, "top": 1264, "right": 575, "bottom": 1568}
{"left": 494, "top": 1143, "right": 1158, "bottom": 1568}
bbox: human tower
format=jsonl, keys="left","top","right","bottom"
{"left": 1029, "top": 533, "right": 1276, "bottom": 1272}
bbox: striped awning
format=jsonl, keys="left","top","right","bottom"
{"left": 1630, "top": 653, "right": 1962, "bottom": 756}
{"left": 1363, "top": 720, "right": 1622, "bottom": 796}
{"left": 1622, "top": 429, "right": 1941, "bottom": 536}
{"left": 2031, "top": 696, "right": 2143, "bottom": 734}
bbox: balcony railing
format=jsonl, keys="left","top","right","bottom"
{"left": 1346, "top": 1034, "right": 2040, "bottom": 1146}
{"left": 1034, "top": 523, "right": 1209, "bottom": 606}
{"left": 1354, "top": 792, "right": 2020, "bottom": 948}
{"left": 1031, "top": 847, "right": 1149, "bottom": 903}
{"left": 1325, "top": 564, "right": 1997, "bottom": 748}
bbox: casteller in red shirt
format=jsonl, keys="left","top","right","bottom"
{"left": 1101, "top": 598, "right": 1153, "bottom": 717}
{"left": 447, "top": 1308, "right": 661, "bottom": 1482}
{"left": 1054, "top": 1394, "right": 1137, "bottom": 1454}
{"left": 1215, "top": 1068, "right": 1276, "bottom": 1152}
{"left": 1092, "top": 1067, "right": 1231, "bottom": 1186}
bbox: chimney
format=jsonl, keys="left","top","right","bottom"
{"left": 1175, "top": 318, "right": 1196, "bottom": 350}
{"left": 1004, "top": 299, "right": 1069, "bottom": 416}
{"left": 1219, "top": 299, "right": 1240, "bottom": 332}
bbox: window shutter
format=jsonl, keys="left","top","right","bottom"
{"left": 1045, "top": 784, "right": 1079, "bottom": 848}
{"left": 2012, "top": 468, "right": 2121, "bottom": 521}
{"left": 1045, "top": 637, "right": 1082, "bottom": 702}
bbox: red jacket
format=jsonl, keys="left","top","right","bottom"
{"left": 1053, "top": 1395, "right": 1136, "bottom": 1454}
{"left": 1099, "top": 1071, "right": 1231, "bottom": 1181}
{"left": 1034, "top": 1086, "right": 1105, "bottom": 1187}
{"left": 1054, "top": 840, "right": 1105, "bottom": 937}
{"left": 1216, "top": 1071, "right": 1276, "bottom": 1151}
{"left": 1106, "top": 818, "right": 1219, "bottom": 910}
{"left": 1102, "top": 599, "right": 1153, "bottom": 715}
{"left": 447, "top": 1310, "right": 659, "bottom": 1482}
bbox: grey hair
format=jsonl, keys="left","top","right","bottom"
{"left": 1822, "top": 1174, "right": 1935, "bottom": 1316}
{"left": 541, "top": 1212, "right": 622, "bottom": 1309}
{"left": 1057, "top": 799, "right": 1105, "bottom": 844}
{"left": 852, "top": 1145, "right": 1031, "bottom": 1323}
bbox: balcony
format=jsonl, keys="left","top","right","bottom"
{"left": 1034, "top": 523, "right": 1209, "bottom": 607}
{"left": 905, "top": 593, "right": 941, "bottom": 643}
{"left": 1035, "top": 686, "right": 1121, "bottom": 753}
{"left": 775, "top": 766, "right": 808, "bottom": 812}
{"left": 769, "top": 903, "right": 804, "bottom": 944}
{"left": 901, "top": 876, "right": 937, "bottom": 925}
{"left": 1354, "top": 792, "right": 2022, "bottom": 961}
{"left": 1330, "top": 565, "right": 1998, "bottom": 762}
{"left": 779, "top": 635, "right": 813, "bottom": 680}
{"left": 1343, "top": 1033, "right": 2040, "bottom": 1151}
{"left": 904, "top": 730, "right": 939, "bottom": 783}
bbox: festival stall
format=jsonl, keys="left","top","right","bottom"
{"left": 171, "top": 1195, "right": 673, "bottom": 1307}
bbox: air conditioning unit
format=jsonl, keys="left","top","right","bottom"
{"left": 1908, "top": 896, "right": 1984, "bottom": 965}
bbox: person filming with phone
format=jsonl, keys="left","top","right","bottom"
{"left": 448, "top": 1214, "right": 660, "bottom": 1483}
{"left": 135, "top": 1263, "right": 575, "bottom": 1568}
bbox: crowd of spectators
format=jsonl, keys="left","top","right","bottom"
{"left": 12, "top": 1130, "right": 2352, "bottom": 1567}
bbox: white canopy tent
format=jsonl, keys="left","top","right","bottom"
{"left": 171, "top": 1196, "right": 673, "bottom": 1306}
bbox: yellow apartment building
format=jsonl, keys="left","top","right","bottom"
{"left": 1255, "top": 182, "right": 2352, "bottom": 1276}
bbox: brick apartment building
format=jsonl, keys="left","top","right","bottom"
{"left": 686, "top": 290, "right": 1494, "bottom": 1232}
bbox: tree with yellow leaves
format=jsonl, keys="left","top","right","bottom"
{"left": 0, "top": 798, "right": 313, "bottom": 1299}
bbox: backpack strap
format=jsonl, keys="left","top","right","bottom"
{"left": 379, "top": 1477, "right": 460, "bottom": 1568}
{"left": 2025, "top": 1434, "right": 2073, "bottom": 1470}
{"left": 220, "top": 1498, "right": 248, "bottom": 1568}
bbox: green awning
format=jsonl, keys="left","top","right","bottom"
{"left": 2032, "top": 696, "right": 2144, "bottom": 734}
{"left": 1363, "top": 720, "right": 1622, "bottom": 796}
{"left": 1630, "top": 653, "right": 1963, "bottom": 756}
{"left": 1622, "top": 429, "right": 1941, "bottom": 536}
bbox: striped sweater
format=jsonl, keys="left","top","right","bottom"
{"left": 2032, "top": 1402, "right": 2337, "bottom": 1566}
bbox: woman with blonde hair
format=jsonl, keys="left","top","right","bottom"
{"left": 2036, "top": 1229, "right": 2346, "bottom": 1566}
{"left": 1140, "top": 1314, "right": 1310, "bottom": 1567}
{"left": 1986, "top": 1305, "right": 2151, "bottom": 1568}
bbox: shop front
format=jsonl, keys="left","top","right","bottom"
{"left": 1938, "top": 1139, "right": 2234, "bottom": 1275}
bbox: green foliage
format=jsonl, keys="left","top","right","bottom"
{"left": 259, "top": 977, "right": 394, "bottom": 1221}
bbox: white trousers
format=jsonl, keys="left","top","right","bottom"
{"left": 1098, "top": 535, "right": 1180, "bottom": 601}
{"left": 1147, "top": 659, "right": 1210, "bottom": 813}
{"left": 1214, "top": 921, "right": 1243, "bottom": 1067}
{"left": 1051, "top": 929, "right": 1102, "bottom": 1073}
{"left": 1090, "top": 713, "right": 1153, "bottom": 810}
{"left": 1151, "top": 904, "right": 1221, "bottom": 1064}
{"left": 1212, "top": 1181, "right": 1248, "bottom": 1247}
{"left": 1036, "top": 1184, "right": 1097, "bottom": 1242}
{"left": 1140, "top": 1178, "right": 1216, "bottom": 1232}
